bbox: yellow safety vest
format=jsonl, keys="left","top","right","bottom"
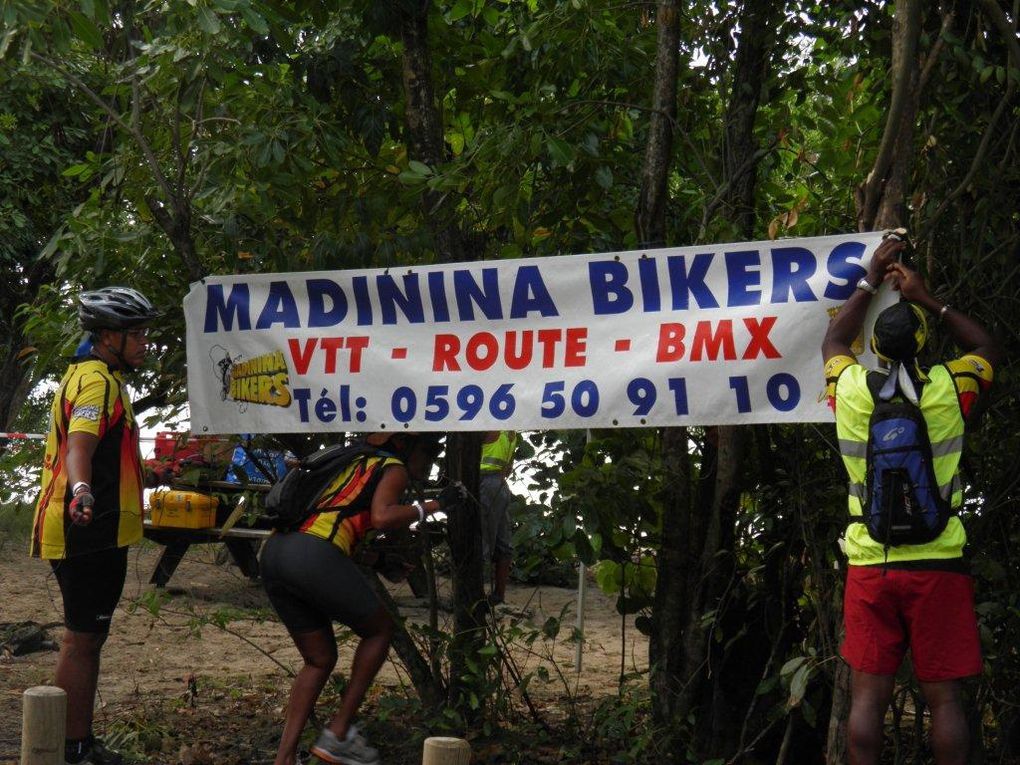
{"left": 834, "top": 364, "right": 966, "bottom": 565}
{"left": 480, "top": 432, "right": 518, "bottom": 475}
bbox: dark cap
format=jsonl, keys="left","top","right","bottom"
{"left": 871, "top": 302, "right": 929, "bottom": 362}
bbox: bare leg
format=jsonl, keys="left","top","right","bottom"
{"left": 274, "top": 627, "right": 337, "bottom": 765}
{"left": 920, "top": 679, "right": 969, "bottom": 765}
{"left": 326, "top": 606, "right": 394, "bottom": 739}
{"left": 54, "top": 629, "right": 107, "bottom": 739}
{"left": 848, "top": 669, "right": 895, "bottom": 765}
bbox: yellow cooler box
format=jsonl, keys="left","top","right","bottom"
{"left": 148, "top": 490, "right": 219, "bottom": 529}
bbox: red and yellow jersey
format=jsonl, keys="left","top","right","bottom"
{"left": 31, "top": 359, "right": 144, "bottom": 559}
{"left": 298, "top": 454, "right": 404, "bottom": 555}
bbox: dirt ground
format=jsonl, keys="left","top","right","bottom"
{"left": 0, "top": 534, "right": 647, "bottom": 764}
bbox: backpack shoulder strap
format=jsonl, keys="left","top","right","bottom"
{"left": 866, "top": 367, "right": 926, "bottom": 406}
{"left": 865, "top": 370, "right": 886, "bottom": 404}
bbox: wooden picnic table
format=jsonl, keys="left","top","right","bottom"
{"left": 142, "top": 481, "right": 440, "bottom": 592}
{"left": 142, "top": 480, "right": 272, "bottom": 587}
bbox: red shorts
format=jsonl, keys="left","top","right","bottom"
{"left": 841, "top": 566, "right": 982, "bottom": 682}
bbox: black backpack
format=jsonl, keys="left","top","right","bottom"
{"left": 861, "top": 371, "right": 954, "bottom": 546}
{"left": 263, "top": 444, "right": 386, "bottom": 531}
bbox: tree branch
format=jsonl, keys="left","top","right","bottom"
{"left": 698, "top": 138, "right": 779, "bottom": 241}
{"left": 921, "top": 3, "right": 1018, "bottom": 238}
{"left": 976, "top": 0, "right": 1020, "bottom": 66}
{"left": 29, "top": 52, "right": 178, "bottom": 208}
{"left": 916, "top": 9, "right": 955, "bottom": 97}
{"left": 921, "top": 80, "right": 1015, "bottom": 238}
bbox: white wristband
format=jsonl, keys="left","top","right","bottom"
{"left": 412, "top": 501, "right": 425, "bottom": 524}
{"left": 72, "top": 481, "right": 91, "bottom": 496}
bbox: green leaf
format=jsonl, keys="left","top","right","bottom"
{"left": 0, "top": 28, "right": 17, "bottom": 59}
{"left": 407, "top": 160, "right": 432, "bottom": 176}
{"left": 547, "top": 137, "right": 575, "bottom": 167}
{"left": 542, "top": 616, "right": 560, "bottom": 639}
{"left": 197, "top": 6, "right": 221, "bottom": 34}
{"left": 788, "top": 663, "right": 811, "bottom": 707}
{"left": 595, "top": 165, "right": 613, "bottom": 189}
{"left": 780, "top": 655, "right": 807, "bottom": 678}
{"left": 448, "top": 0, "right": 471, "bottom": 21}
{"left": 40, "top": 228, "right": 65, "bottom": 259}
{"left": 61, "top": 163, "right": 89, "bottom": 177}
{"left": 241, "top": 6, "right": 269, "bottom": 35}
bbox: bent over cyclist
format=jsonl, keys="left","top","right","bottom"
{"left": 261, "top": 431, "right": 464, "bottom": 765}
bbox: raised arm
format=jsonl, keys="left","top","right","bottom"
{"left": 887, "top": 262, "right": 1002, "bottom": 368}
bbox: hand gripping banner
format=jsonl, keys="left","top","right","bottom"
{"left": 185, "top": 233, "right": 895, "bottom": 434}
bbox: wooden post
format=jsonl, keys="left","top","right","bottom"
{"left": 21, "top": 686, "right": 65, "bottom": 765}
{"left": 422, "top": 736, "right": 471, "bottom": 765}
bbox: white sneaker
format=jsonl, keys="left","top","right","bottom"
{"left": 310, "top": 724, "right": 380, "bottom": 765}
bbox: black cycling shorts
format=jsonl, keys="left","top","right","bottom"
{"left": 50, "top": 546, "right": 129, "bottom": 634}
{"left": 260, "top": 531, "right": 381, "bottom": 635}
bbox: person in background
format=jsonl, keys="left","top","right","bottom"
{"left": 261, "top": 432, "right": 464, "bottom": 765}
{"left": 821, "top": 235, "right": 1000, "bottom": 765}
{"left": 31, "top": 287, "right": 159, "bottom": 765}
{"left": 479, "top": 430, "right": 518, "bottom": 606}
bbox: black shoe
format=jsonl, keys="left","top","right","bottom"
{"left": 487, "top": 592, "right": 504, "bottom": 607}
{"left": 70, "top": 738, "right": 123, "bottom": 765}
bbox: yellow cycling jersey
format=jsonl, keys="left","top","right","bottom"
{"left": 31, "top": 359, "right": 144, "bottom": 559}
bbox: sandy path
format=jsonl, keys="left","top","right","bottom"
{"left": 0, "top": 536, "right": 647, "bottom": 763}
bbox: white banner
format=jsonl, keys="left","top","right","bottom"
{"left": 185, "top": 233, "right": 894, "bottom": 434}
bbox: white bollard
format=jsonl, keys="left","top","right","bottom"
{"left": 422, "top": 736, "right": 471, "bottom": 765}
{"left": 21, "top": 686, "right": 66, "bottom": 765}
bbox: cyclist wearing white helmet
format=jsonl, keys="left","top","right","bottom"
{"left": 31, "top": 286, "right": 158, "bottom": 765}
{"left": 77, "top": 286, "right": 160, "bottom": 371}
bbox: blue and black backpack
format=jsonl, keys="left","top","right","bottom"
{"left": 862, "top": 371, "right": 954, "bottom": 547}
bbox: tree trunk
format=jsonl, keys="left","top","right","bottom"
{"left": 397, "top": 1, "right": 485, "bottom": 713}
{"left": 857, "top": 0, "right": 923, "bottom": 234}
{"left": 365, "top": 571, "right": 446, "bottom": 711}
{"left": 680, "top": 428, "right": 746, "bottom": 733}
{"left": 633, "top": 2, "right": 686, "bottom": 755}
{"left": 649, "top": 426, "right": 692, "bottom": 747}
{"left": 443, "top": 431, "right": 487, "bottom": 712}
{"left": 635, "top": 0, "right": 681, "bottom": 248}
{"left": 720, "top": 0, "right": 776, "bottom": 235}
{"left": 699, "top": 1, "right": 780, "bottom": 757}
{"left": 399, "top": 1, "right": 466, "bottom": 263}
